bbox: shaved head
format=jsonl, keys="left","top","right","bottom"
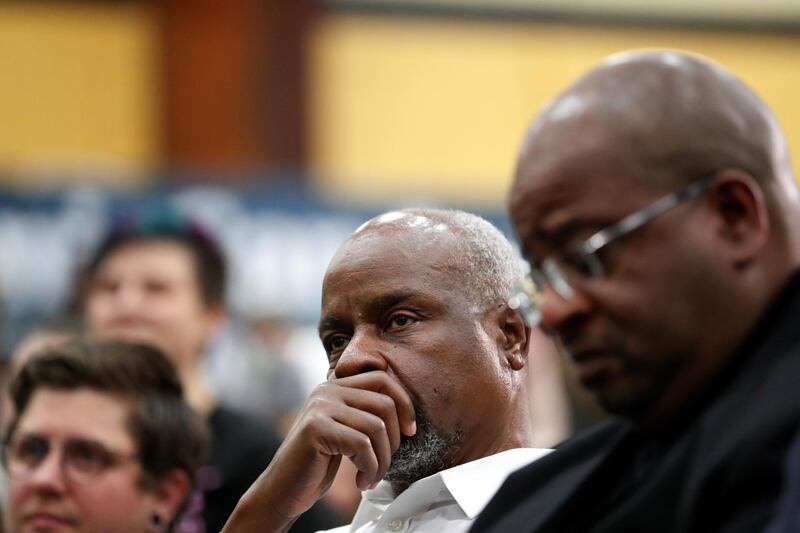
{"left": 346, "top": 208, "right": 522, "bottom": 309}
{"left": 320, "top": 208, "right": 534, "bottom": 490}
{"left": 509, "top": 50, "right": 800, "bottom": 427}
{"left": 513, "top": 50, "right": 799, "bottom": 255}
{"left": 516, "top": 50, "right": 794, "bottom": 200}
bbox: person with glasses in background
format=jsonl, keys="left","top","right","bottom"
{"left": 471, "top": 50, "right": 800, "bottom": 532}
{"left": 79, "top": 211, "right": 337, "bottom": 532}
{"left": 3, "top": 339, "right": 208, "bottom": 533}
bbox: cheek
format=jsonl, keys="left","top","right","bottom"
{"left": 86, "top": 296, "right": 112, "bottom": 323}
{"left": 591, "top": 276, "right": 702, "bottom": 377}
{"left": 73, "top": 480, "right": 153, "bottom": 529}
{"left": 162, "top": 299, "right": 209, "bottom": 328}
{"left": 7, "top": 479, "right": 31, "bottom": 519}
{"left": 426, "top": 344, "right": 499, "bottom": 424}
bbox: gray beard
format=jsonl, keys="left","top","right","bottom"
{"left": 383, "top": 407, "right": 463, "bottom": 492}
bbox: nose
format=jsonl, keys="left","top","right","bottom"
{"left": 25, "top": 450, "right": 68, "bottom": 494}
{"left": 333, "top": 329, "right": 388, "bottom": 379}
{"left": 538, "top": 283, "right": 592, "bottom": 333}
{"left": 109, "top": 283, "right": 145, "bottom": 314}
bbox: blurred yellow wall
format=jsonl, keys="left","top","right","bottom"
{"left": 308, "top": 14, "right": 800, "bottom": 206}
{"left": 0, "top": 3, "right": 157, "bottom": 187}
{"left": 0, "top": 4, "right": 798, "bottom": 204}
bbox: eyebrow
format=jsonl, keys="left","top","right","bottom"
{"left": 318, "top": 315, "right": 344, "bottom": 337}
{"left": 318, "top": 290, "right": 420, "bottom": 336}
{"left": 365, "top": 291, "right": 418, "bottom": 314}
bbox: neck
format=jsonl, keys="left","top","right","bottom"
{"left": 180, "top": 366, "right": 216, "bottom": 417}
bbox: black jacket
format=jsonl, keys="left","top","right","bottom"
{"left": 472, "top": 272, "right": 800, "bottom": 533}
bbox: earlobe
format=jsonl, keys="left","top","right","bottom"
{"left": 149, "top": 468, "right": 192, "bottom": 530}
{"left": 708, "top": 169, "right": 769, "bottom": 267}
{"left": 500, "top": 306, "right": 531, "bottom": 371}
{"left": 148, "top": 513, "right": 164, "bottom": 533}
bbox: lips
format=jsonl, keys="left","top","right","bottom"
{"left": 24, "top": 511, "right": 77, "bottom": 530}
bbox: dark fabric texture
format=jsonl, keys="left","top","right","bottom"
{"left": 471, "top": 271, "right": 800, "bottom": 533}
{"left": 200, "top": 405, "right": 340, "bottom": 533}
{"left": 765, "top": 427, "right": 800, "bottom": 533}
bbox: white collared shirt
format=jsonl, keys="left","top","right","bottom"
{"left": 319, "top": 448, "right": 552, "bottom": 533}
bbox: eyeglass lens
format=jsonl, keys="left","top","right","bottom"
{"left": 4, "top": 434, "right": 122, "bottom": 482}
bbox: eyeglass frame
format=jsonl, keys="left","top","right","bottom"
{"left": 508, "top": 174, "right": 717, "bottom": 326}
{"left": 2, "top": 431, "right": 140, "bottom": 485}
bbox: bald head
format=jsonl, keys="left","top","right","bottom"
{"left": 516, "top": 50, "right": 795, "bottom": 204}
{"left": 341, "top": 208, "right": 521, "bottom": 308}
{"left": 508, "top": 50, "right": 800, "bottom": 427}
{"left": 320, "top": 208, "right": 534, "bottom": 479}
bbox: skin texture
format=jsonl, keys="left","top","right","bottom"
{"left": 222, "top": 211, "right": 533, "bottom": 532}
{"left": 7, "top": 388, "right": 187, "bottom": 533}
{"left": 84, "top": 239, "right": 223, "bottom": 414}
{"left": 510, "top": 50, "right": 800, "bottom": 430}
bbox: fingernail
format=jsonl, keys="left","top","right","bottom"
{"left": 410, "top": 420, "right": 417, "bottom": 435}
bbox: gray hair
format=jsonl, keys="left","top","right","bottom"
{"left": 355, "top": 208, "right": 522, "bottom": 306}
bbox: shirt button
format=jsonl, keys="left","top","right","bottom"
{"left": 388, "top": 519, "right": 404, "bottom": 531}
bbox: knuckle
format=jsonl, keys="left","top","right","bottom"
{"left": 304, "top": 396, "right": 326, "bottom": 413}
{"left": 377, "top": 393, "right": 397, "bottom": 411}
{"left": 365, "top": 414, "right": 387, "bottom": 435}
{"left": 356, "top": 433, "right": 373, "bottom": 453}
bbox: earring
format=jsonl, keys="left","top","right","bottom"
{"left": 150, "top": 513, "right": 163, "bottom": 532}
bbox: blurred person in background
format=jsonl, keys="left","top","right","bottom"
{"left": 0, "top": 317, "right": 83, "bottom": 533}
{"left": 79, "top": 211, "right": 337, "bottom": 532}
{"left": 3, "top": 339, "right": 208, "bottom": 533}
{"left": 471, "top": 49, "right": 800, "bottom": 532}
{"left": 209, "top": 315, "right": 307, "bottom": 434}
{"left": 222, "top": 208, "right": 552, "bottom": 533}
{"left": 2, "top": 317, "right": 83, "bottom": 430}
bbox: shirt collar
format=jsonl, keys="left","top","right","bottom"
{"left": 349, "top": 447, "right": 553, "bottom": 530}
{"left": 440, "top": 448, "right": 553, "bottom": 518}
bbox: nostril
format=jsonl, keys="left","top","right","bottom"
{"left": 334, "top": 357, "right": 385, "bottom": 379}
{"left": 539, "top": 290, "right": 592, "bottom": 333}
{"left": 333, "top": 339, "right": 388, "bottom": 379}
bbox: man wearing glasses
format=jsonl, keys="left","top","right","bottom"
{"left": 472, "top": 50, "right": 800, "bottom": 532}
{"left": 3, "top": 340, "right": 209, "bottom": 532}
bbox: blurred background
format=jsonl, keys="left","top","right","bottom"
{"left": 1, "top": 0, "right": 800, "bottom": 447}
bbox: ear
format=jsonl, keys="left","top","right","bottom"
{"left": 202, "top": 304, "right": 226, "bottom": 337}
{"left": 496, "top": 305, "right": 531, "bottom": 371}
{"left": 148, "top": 468, "right": 192, "bottom": 529}
{"left": 706, "top": 169, "right": 770, "bottom": 268}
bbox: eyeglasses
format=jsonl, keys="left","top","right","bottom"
{"left": 508, "top": 175, "right": 716, "bottom": 326}
{"left": 2, "top": 433, "right": 139, "bottom": 484}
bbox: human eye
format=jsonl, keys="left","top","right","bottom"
{"left": 93, "top": 278, "right": 119, "bottom": 294}
{"left": 552, "top": 238, "right": 609, "bottom": 281}
{"left": 144, "top": 279, "right": 170, "bottom": 295}
{"left": 66, "top": 440, "right": 112, "bottom": 475}
{"left": 557, "top": 247, "right": 598, "bottom": 278}
{"left": 323, "top": 333, "right": 350, "bottom": 357}
{"left": 11, "top": 435, "right": 49, "bottom": 469}
{"left": 385, "top": 312, "right": 418, "bottom": 331}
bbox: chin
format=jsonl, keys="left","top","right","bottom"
{"left": 592, "top": 383, "right": 649, "bottom": 419}
{"left": 384, "top": 417, "right": 464, "bottom": 489}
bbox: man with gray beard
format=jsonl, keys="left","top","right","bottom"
{"left": 222, "top": 208, "right": 551, "bottom": 532}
